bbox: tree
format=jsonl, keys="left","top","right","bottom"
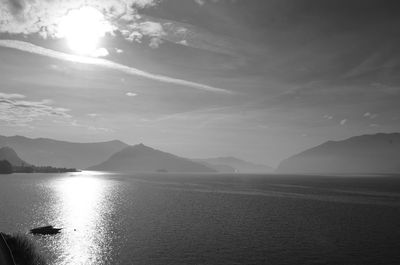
{"left": 0, "top": 160, "right": 13, "bottom": 174}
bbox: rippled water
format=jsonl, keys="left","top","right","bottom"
{"left": 1, "top": 172, "right": 400, "bottom": 265}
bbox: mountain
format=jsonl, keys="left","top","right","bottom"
{"left": 0, "top": 146, "right": 30, "bottom": 167}
{"left": 89, "top": 144, "right": 216, "bottom": 173}
{"left": 194, "top": 160, "right": 236, "bottom": 173}
{"left": 195, "top": 157, "right": 273, "bottom": 173}
{"left": 0, "top": 135, "right": 128, "bottom": 169}
{"left": 276, "top": 133, "right": 400, "bottom": 174}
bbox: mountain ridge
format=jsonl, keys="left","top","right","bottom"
{"left": 0, "top": 146, "right": 30, "bottom": 167}
{"left": 276, "top": 133, "right": 400, "bottom": 174}
{"left": 0, "top": 135, "right": 128, "bottom": 169}
{"left": 89, "top": 144, "right": 217, "bottom": 173}
{"left": 195, "top": 156, "right": 273, "bottom": 173}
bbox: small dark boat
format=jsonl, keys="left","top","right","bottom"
{"left": 30, "top": 226, "right": 62, "bottom": 235}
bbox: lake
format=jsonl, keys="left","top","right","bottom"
{"left": 1, "top": 172, "right": 400, "bottom": 265}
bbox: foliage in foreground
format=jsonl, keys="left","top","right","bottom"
{"left": 3, "top": 233, "right": 46, "bottom": 265}
{"left": 0, "top": 159, "right": 78, "bottom": 174}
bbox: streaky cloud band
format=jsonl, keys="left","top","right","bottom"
{"left": 0, "top": 40, "right": 232, "bottom": 94}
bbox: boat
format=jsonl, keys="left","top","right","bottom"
{"left": 30, "top": 226, "right": 62, "bottom": 235}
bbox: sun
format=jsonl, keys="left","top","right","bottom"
{"left": 58, "top": 6, "right": 110, "bottom": 56}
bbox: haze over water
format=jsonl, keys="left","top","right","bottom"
{"left": 1, "top": 172, "right": 400, "bottom": 265}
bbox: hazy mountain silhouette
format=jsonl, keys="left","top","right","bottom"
{"left": 276, "top": 133, "right": 400, "bottom": 174}
{"left": 195, "top": 157, "right": 273, "bottom": 173}
{"left": 89, "top": 144, "right": 216, "bottom": 173}
{"left": 194, "top": 160, "right": 236, "bottom": 173}
{"left": 0, "top": 146, "right": 30, "bottom": 167}
{"left": 0, "top": 135, "right": 128, "bottom": 169}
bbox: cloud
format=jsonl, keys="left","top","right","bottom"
{"left": 371, "top": 83, "right": 400, "bottom": 95}
{"left": 177, "top": 40, "right": 188, "bottom": 46}
{"left": 363, "top": 112, "right": 378, "bottom": 119}
{"left": 194, "top": 0, "right": 206, "bottom": 6}
{"left": 0, "top": 92, "right": 71, "bottom": 126}
{"left": 0, "top": 92, "right": 25, "bottom": 99}
{"left": 136, "top": 21, "right": 165, "bottom": 37}
{"left": 0, "top": 0, "right": 169, "bottom": 48}
{"left": 0, "top": 0, "right": 158, "bottom": 33}
{"left": 143, "top": 15, "right": 242, "bottom": 56}
{"left": 149, "top": 37, "right": 163, "bottom": 48}
{"left": 140, "top": 106, "right": 232, "bottom": 124}
{"left": 193, "top": 0, "right": 232, "bottom": 6}
{"left": 126, "top": 92, "right": 137, "bottom": 97}
{"left": 0, "top": 0, "right": 244, "bottom": 52}
{"left": 91, "top": 47, "right": 109, "bottom": 57}
{"left": 122, "top": 21, "right": 165, "bottom": 48}
{"left": 0, "top": 39, "right": 232, "bottom": 94}
{"left": 70, "top": 119, "right": 112, "bottom": 133}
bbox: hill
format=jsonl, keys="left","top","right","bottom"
{"left": 89, "top": 144, "right": 216, "bottom": 173}
{"left": 0, "top": 135, "right": 128, "bottom": 169}
{"left": 195, "top": 157, "right": 273, "bottom": 173}
{"left": 0, "top": 146, "right": 30, "bottom": 167}
{"left": 276, "top": 133, "right": 400, "bottom": 174}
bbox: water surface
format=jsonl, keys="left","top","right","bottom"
{"left": 1, "top": 172, "right": 399, "bottom": 265}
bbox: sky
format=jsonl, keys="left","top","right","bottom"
{"left": 1, "top": 0, "right": 400, "bottom": 167}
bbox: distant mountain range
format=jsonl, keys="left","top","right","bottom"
{"left": 0, "top": 146, "right": 30, "bottom": 167}
{"left": 0, "top": 135, "right": 270, "bottom": 173}
{"left": 0, "top": 146, "right": 77, "bottom": 173}
{"left": 2, "top": 133, "right": 400, "bottom": 174}
{"left": 195, "top": 157, "right": 273, "bottom": 173}
{"left": 0, "top": 135, "right": 128, "bottom": 169}
{"left": 89, "top": 144, "right": 216, "bottom": 173}
{"left": 276, "top": 133, "right": 400, "bottom": 174}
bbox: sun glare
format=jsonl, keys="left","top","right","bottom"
{"left": 55, "top": 175, "right": 109, "bottom": 265}
{"left": 58, "top": 6, "right": 110, "bottom": 56}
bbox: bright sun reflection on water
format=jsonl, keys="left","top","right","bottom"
{"left": 54, "top": 172, "right": 112, "bottom": 265}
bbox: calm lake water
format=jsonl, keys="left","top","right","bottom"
{"left": 1, "top": 172, "right": 400, "bottom": 265}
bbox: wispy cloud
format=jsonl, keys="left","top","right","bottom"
{"left": 0, "top": 40, "right": 232, "bottom": 94}
{"left": 0, "top": 92, "right": 71, "bottom": 126}
{"left": 70, "top": 119, "right": 113, "bottom": 133}
{"left": 141, "top": 15, "right": 242, "bottom": 57}
{"left": 52, "top": 119, "right": 113, "bottom": 133}
{"left": 139, "top": 106, "right": 232, "bottom": 123}
{"left": 0, "top": 92, "right": 25, "bottom": 99}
